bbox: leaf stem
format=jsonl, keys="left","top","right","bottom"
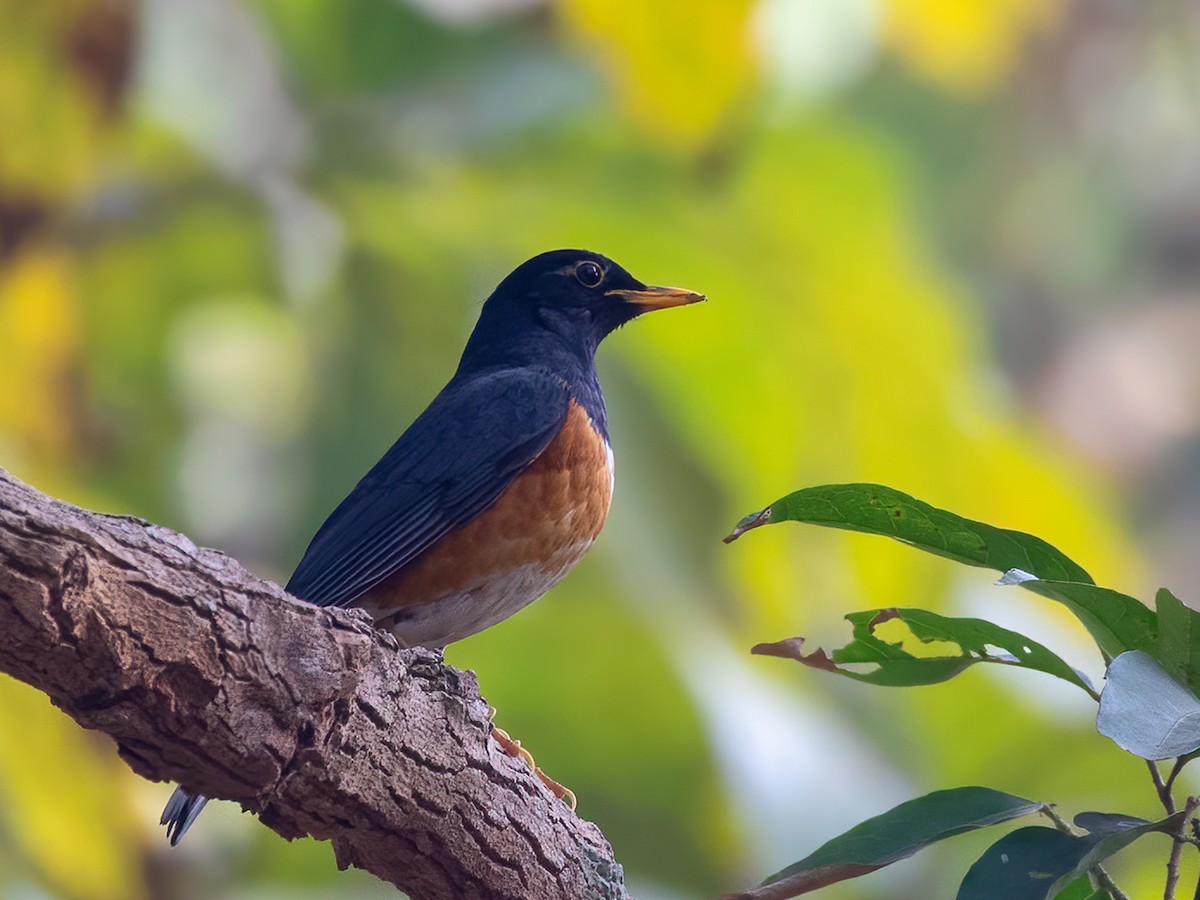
{"left": 1041, "top": 803, "right": 1075, "bottom": 834}
{"left": 1165, "top": 757, "right": 1193, "bottom": 799}
{"left": 1151, "top": 757, "right": 1193, "bottom": 817}
{"left": 1166, "top": 796, "right": 1200, "bottom": 900}
{"left": 1152, "top": 761, "right": 1178, "bottom": 815}
{"left": 1096, "top": 870, "right": 1133, "bottom": 899}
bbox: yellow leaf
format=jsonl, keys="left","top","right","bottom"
{"left": 0, "top": 677, "right": 146, "bottom": 900}
{"left": 0, "top": 246, "right": 81, "bottom": 479}
{"left": 557, "top": 0, "right": 756, "bottom": 146}
{"left": 884, "top": 0, "right": 1063, "bottom": 93}
{"left": 0, "top": 0, "right": 107, "bottom": 198}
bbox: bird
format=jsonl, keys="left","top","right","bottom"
{"left": 160, "top": 249, "right": 704, "bottom": 844}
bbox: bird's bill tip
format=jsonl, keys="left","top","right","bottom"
{"left": 605, "top": 285, "right": 707, "bottom": 312}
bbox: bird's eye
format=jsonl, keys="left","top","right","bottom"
{"left": 574, "top": 261, "right": 604, "bottom": 288}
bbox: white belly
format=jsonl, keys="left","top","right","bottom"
{"left": 386, "top": 537, "right": 596, "bottom": 647}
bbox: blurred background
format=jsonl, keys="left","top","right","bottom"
{"left": 2, "top": 0, "right": 1200, "bottom": 897}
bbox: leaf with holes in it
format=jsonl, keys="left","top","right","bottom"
{"left": 725, "top": 483, "right": 1154, "bottom": 667}
{"left": 957, "top": 812, "right": 1182, "bottom": 900}
{"left": 1097, "top": 650, "right": 1200, "bottom": 759}
{"left": 752, "top": 607, "right": 1094, "bottom": 695}
{"left": 725, "top": 483, "right": 1093, "bottom": 583}
{"left": 754, "top": 787, "right": 1042, "bottom": 896}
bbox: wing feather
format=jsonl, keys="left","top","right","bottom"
{"left": 286, "top": 368, "right": 570, "bottom": 609}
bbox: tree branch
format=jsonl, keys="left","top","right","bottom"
{"left": 0, "top": 469, "right": 627, "bottom": 900}
{"left": 1165, "top": 796, "right": 1200, "bottom": 900}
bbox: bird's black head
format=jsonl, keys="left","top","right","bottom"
{"left": 457, "top": 249, "right": 704, "bottom": 375}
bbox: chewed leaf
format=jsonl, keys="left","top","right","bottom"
{"left": 724, "top": 486, "right": 1173, "bottom": 666}
{"left": 725, "top": 484, "right": 1092, "bottom": 584}
{"left": 752, "top": 637, "right": 837, "bottom": 671}
{"left": 752, "top": 608, "right": 1094, "bottom": 695}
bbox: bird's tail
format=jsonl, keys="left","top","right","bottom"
{"left": 160, "top": 786, "right": 209, "bottom": 846}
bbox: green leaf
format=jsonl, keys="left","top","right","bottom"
{"left": 724, "top": 483, "right": 1152, "bottom": 663}
{"left": 1153, "top": 587, "right": 1200, "bottom": 693}
{"left": 998, "top": 575, "right": 1157, "bottom": 663}
{"left": 1050, "top": 878, "right": 1103, "bottom": 900}
{"left": 725, "top": 483, "right": 1093, "bottom": 584}
{"left": 1097, "top": 650, "right": 1200, "bottom": 759}
{"left": 957, "top": 813, "right": 1181, "bottom": 899}
{"left": 752, "top": 607, "right": 1095, "bottom": 695}
{"left": 757, "top": 787, "right": 1042, "bottom": 895}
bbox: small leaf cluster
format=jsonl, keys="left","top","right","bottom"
{"left": 725, "top": 484, "right": 1200, "bottom": 899}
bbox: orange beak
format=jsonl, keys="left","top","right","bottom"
{"left": 605, "top": 285, "right": 706, "bottom": 312}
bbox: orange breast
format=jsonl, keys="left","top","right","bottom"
{"left": 356, "top": 399, "right": 613, "bottom": 646}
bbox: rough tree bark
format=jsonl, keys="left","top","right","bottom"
{"left": 0, "top": 468, "right": 628, "bottom": 900}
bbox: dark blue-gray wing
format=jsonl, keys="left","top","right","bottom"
{"left": 286, "top": 368, "right": 570, "bottom": 609}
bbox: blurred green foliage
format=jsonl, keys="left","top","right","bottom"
{"left": 0, "top": 0, "right": 1184, "bottom": 897}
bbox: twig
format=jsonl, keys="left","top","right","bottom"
{"left": 1166, "top": 757, "right": 1193, "bottom": 799}
{"left": 1096, "top": 869, "right": 1134, "bottom": 900}
{"left": 1167, "top": 796, "right": 1200, "bottom": 900}
{"left": 1153, "top": 760, "right": 1178, "bottom": 815}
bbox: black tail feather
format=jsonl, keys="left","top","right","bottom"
{"left": 161, "top": 786, "right": 209, "bottom": 846}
